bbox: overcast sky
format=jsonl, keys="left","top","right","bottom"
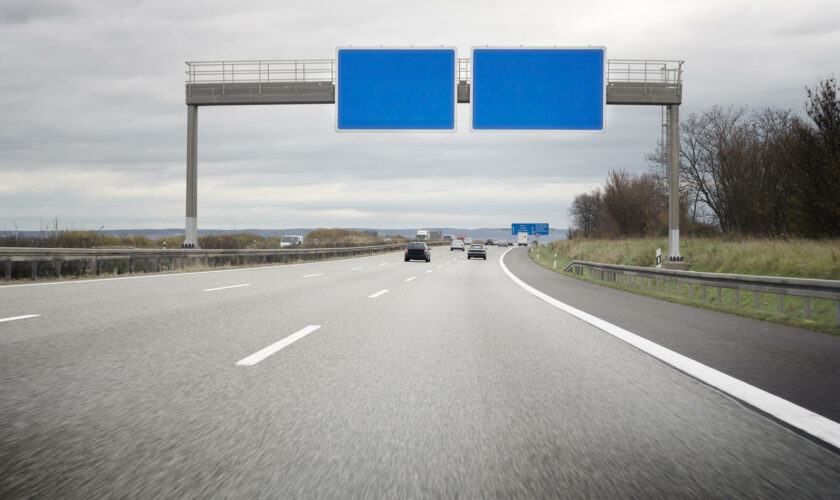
{"left": 1, "top": 0, "right": 838, "bottom": 232}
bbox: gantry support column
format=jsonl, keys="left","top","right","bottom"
{"left": 667, "top": 104, "right": 682, "bottom": 261}
{"left": 185, "top": 104, "right": 199, "bottom": 248}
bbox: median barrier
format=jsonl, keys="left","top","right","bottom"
{"left": 0, "top": 244, "right": 408, "bottom": 282}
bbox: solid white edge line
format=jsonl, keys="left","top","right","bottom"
{"left": 303, "top": 273, "right": 324, "bottom": 278}
{"left": 202, "top": 284, "right": 250, "bottom": 292}
{"left": 498, "top": 248, "right": 840, "bottom": 449}
{"left": 0, "top": 314, "right": 40, "bottom": 323}
{"left": 236, "top": 325, "right": 322, "bottom": 366}
{"left": 405, "top": 277, "right": 416, "bottom": 282}
{"left": 369, "top": 289, "right": 389, "bottom": 298}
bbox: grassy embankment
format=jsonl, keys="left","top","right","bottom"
{"left": 528, "top": 238, "right": 840, "bottom": 335}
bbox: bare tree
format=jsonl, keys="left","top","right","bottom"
{"left": 601, "top": 170, "right": 667, "bottom": 237}
{"left": 789, "top": 77, "right": 840, "bottom": 236}
{"left": 569, "top": 189, "right": 602, "bottom": 238}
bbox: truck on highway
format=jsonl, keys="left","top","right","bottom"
{"left": 416, "top": 230, "right": 429, "bottom": 241}
{"left": 517, "top": 233, "right": 529, "bottom": 246}
{"left": 280, "top": 235, "right": 303, "bottom": 247}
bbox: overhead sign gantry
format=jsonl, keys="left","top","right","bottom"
{"left": 183, "top": 52, "right": 684, "bottom": 265}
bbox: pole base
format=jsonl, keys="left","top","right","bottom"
{"left": 662, "top": 260, "right": 690, "bottom": 271}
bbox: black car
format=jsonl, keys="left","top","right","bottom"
{"left": 467, "top": 244, "right": 487, "bottom": 260}
{"left": 405, "top": 242, "right": 431, "bottom": 262}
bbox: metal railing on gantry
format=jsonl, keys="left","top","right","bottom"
{"left": 185, "top": 58, "right": 683, "bottom": 87}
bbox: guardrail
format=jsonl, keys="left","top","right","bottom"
{"left": 0, "top": 244, "right": 411, "bottom": 282}
{"left": 563, "top": 260, "right": 840, "bottom": 325}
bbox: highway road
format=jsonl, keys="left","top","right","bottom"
{"left": 1, "top": 246, "right": 839, "bottom": 497}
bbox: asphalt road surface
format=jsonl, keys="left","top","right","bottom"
{"left": 2, "top": 246, "right": 839, "bottom": 497}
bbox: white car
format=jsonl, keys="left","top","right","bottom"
{"left": 450, "top": 240, "right": 465, "bottom": 251}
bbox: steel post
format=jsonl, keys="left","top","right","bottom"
{"left": 185, "top": 105, "right": 199, "bottom": 248}
{"left": 667, "top": 104, "right": 681, "bottom": 260}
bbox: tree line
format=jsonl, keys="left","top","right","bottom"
{"left": 569, "top": 78, "right": 839, "bottom": 239}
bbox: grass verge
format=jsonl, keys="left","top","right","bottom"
{"left": 527, "top": 241, "right": 840, "bottom": 336}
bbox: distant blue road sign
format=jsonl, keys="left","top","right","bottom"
{"left": 512, "top": 223, "right": 549, "bottom": 235}
{"left": 472, "top": 47, "right": 605, "bottom": 131}
{"left": 336, "top": 48, "right": 456, "bottom": 131}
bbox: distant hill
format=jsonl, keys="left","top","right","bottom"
{"left": 1, "top": 227, "right": 568, "bottom": 242}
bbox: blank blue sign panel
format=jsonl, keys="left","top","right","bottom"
{"left": 473, "top": 48, "right": 605, "bottom": 130}
{"left": 337, "top": 48, "right": 456, "bottom": 130}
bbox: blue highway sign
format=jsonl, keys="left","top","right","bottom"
{"left": 511, "top": 223, "right": 549, "bottom": 235}
{"left": 472, "top": 47, "right": 605, "bottom": 131}
{"left": 336, "top": 48, "right": 456, "bottom": 131}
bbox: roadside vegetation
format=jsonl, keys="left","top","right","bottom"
{"left": 0, "top": 228, "right": 409, "bottom": 250}
{"left": 569, "top": 78, "right": 840, "bottom": 240}
{"left": 554, "top": 78, "right": 840, "bottom": 335}
{"left": 529, "top": 238, "right": 840, "bottom": 335}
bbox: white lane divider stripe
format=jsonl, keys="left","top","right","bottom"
{"left": 437, "top": 265, "right": 443, "bottom": 268}
{"left": 203, "top": 284, "right": 250, "bottom": 292}
{"left": 378, "top": 263, "right": 388, "bottom": 266}
{"left": 236, "top": 325, "right": 322, "bottom": 366}
{"left": 350, "top": 267, "right": 363, "bottom": 271}
{"left": 369, "top": 289, "right": 389, "bottom": 298}
{"left": 424, "top": 270, "right": 433, "bottom": 274}
{"left": 405, "top": 277, "right": 416, "bottom": 282}
{"left": 303, "top": 273, "right": 324, "bottom": 278}
{"left": 0, "top": 314, "right": 40, "bottom": 323}
{"left": 498, "top": 248, "right": 840, "bottom": 450}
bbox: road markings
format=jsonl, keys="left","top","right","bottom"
{"left": 0, "top": 314, "right": 40, "bottom": 323}
{"left": 498, "top": 248, "right": 840, "bottom": 450}
{"left": 350, "top": 267, "right": 363, "bottom": 271}
{"left": 424, "top": 270, "right": 433, "bottom": 274}
{"left": 369, "top": 289, "right": 389, "bottom": 298}
{"left": 437, "top": 265, "right": 443, "bottom": 268}
{"left": 203, "top": 284, "right": 250, "bottom": 292}
{"left": 378, "top": 263, "right": 388, "bottom": 266}
{"left": 303, "top": 273, "right": 324, "bottom": 278}
{"left": 405, "top": 277, "right": 416, "bottom": 282}
{"left": 235, "top": 325, "right": 322, "bottom": 366}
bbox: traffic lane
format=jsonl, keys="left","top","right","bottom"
{"left": 9, "top": 242, "right": 838, "bottom": 497}
{"left": 503, "top": 247, "right": 840, "bottom": 422}
{"left": 0, "top": 250, "right": 413, "bottom": 344}
{"left": 0, "top": 244, "right": 470, "bottom": 496}
{"left": 208, "top": 249, "right": 840, "bottom": 496}
{"left": 4, "top": 246, "right": 838, "bottom": 497}
{"left": 0, "top": 247, "right": 408, "bottom": 311}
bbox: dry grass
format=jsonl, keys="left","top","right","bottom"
{"left": 546, "top": 237, "right": 840, "bottom": 280}
{"left": 532, "top": 238, "right": 840, "bottom": 335}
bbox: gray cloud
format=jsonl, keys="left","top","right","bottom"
{"left": 2, "top": 0, "right": 838, "bottom": 230}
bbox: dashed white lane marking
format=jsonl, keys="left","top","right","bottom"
{"left": 349, "top": 267, "right": 363, "bottom": 271}
{"left": 235, "top": 325, "right": 322, "bottom": 366}
{"left": 303, "top": 273, "right": 324, "bottom": 278}
{"left": 0, "top": 314, "right": 40, "bottom": 323}
{"left": 498, "top": 248, "right": 840, "bottom": 450}
{"left": 369, "top": 289, "right": 390, "bottom": 298}
{"left": 379, "top": 263, "right": 388, "bottom": 266}
{"left": 405, "top": 277, "right": 416, "bottom": 282}
{"left": 424, "top": 270, "right": 433, "bottom": 274}
{"left": 437, "top": 265, "right": 443, "bottom": 268}
{"left": 203, "top": 284, "right": 250, "bottom": 292}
